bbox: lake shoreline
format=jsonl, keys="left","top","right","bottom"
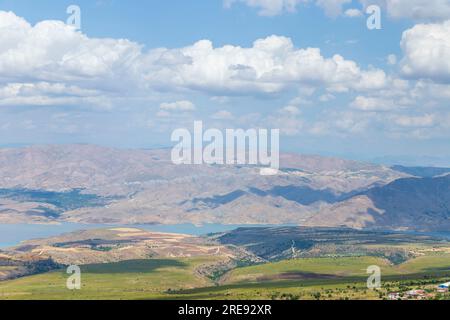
{"left": 1, "top": 223, "right": 449, "bottom": 249}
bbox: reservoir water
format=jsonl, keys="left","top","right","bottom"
{"left": 0, "top": 223, "right": 282, "bottom": 248}
{"left": 1, "top": 223, "right": 449, "bottom": 249}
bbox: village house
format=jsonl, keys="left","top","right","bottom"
{"left": 405, "top": 290, "right": 426, "bottom": 299}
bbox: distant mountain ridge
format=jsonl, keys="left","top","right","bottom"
{"left": 391, "top": 165, "right": 450, "bottom": 178}
{"left": 305, "top": 175, "right": 450, "bottom": 231}
{"left": 0, "top": 144, "right": 448, "bottom": 232}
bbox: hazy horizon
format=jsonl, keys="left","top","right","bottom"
{"left": 1, "top": 1, "right": 450, "bottom": 166}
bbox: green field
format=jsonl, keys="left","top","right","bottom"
{"left": 171, "top": 253, "right": 450, "bottom": 300}
{"left": 226, "top": 253, "right": 450, "bottom": 283}
{"left": 0, "top": 257, "right": 217, "bottom": 300}
{"left": 1, "top": 252, "right": 449, "bottom": 300}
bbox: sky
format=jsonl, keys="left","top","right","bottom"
{"left": 0, "top": 0, "right": 450, "bottom": 165}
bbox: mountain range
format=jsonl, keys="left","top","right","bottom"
{"left": 0, "top": 144, "right": 449, "bottom": 232}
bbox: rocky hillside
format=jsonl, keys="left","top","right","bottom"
{"left": 2, "top": 228, "right": 234, "bottom": 266}
{"left": 0, "top": 144, "right": 449, "bottom": 231}
{"left": 305, "top": 175, "right": 450, "bottom": 231}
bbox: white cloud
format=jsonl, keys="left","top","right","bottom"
{"left": 280, "top": 105, "right": 301, "bottom": 115}
{"left": 316, "top": 0, "right": 351, "bottom": 17}
{"left": 229, "top": 0, "right": 450, "bottom": 21}
{"left": 210, "top": 96, "right": 230, "bottom": 104}
{"left": 288, "top": 95, "right": 313, "bottom": 107}
{"left": 0, "top": 11, "right": 142, "bottom": 107}
{"left": 0, "top": 11, "right": 388, "bottom": 107}
{"left": 156, "top": 100, "right": 196, "bottom": 119}
{"left": 319, "top": 93, "right": 335, "bottom": 102}
{"left": 0, "top": 12, "right": 142, "bottom": 85}
{"left": 319, "top": 71, "right": 450, "bottom": 139}
{"left": 155, "top": 110, "right": 171, "bottom": 118}
{"left": 211, "top": 110, "right": 234, "bottom": 120}
{"left": 159, "top": 100, "right": 196, "bottom": 112}
{"left": 152, "top": 35, "right": 386, "bottom": 95}
{"left": 334, "top": 111, "right": 370, "bottom": 133}
{"left": 0, "top": 82, "right": 107, "bottom": 107}
{"left": 351, "top": 96, "right": 395, "bottom": 111}
{"left": 400, "top": 20, "right": 450, "bottom": 83}
{"left": 344, "top": 8, "right": 363, "bottom": 17}
{"left": 348, "top": 76, "right": 417, "bottom": 113}
{"left": 308, "top": 108, "right": 449, "bottom": 139}
{"left": 392, "top": 114, "right": 436, "bottom": 128}
{"left": 224, "top": 0, "right": 306, "bottom": 16}
{"left": 411, "top": 80, "right": 450, "bottom": 100}
{"left": 372, "top": 0, "right": 450, "bottom": 21}
{"left": 225, "top": 0, "right": 351, "bottom": 17}
{"left": 387, "top": 54, "right": 397, "bottom": 65}
{"left": 266, "top": 113, "right": 303, "bottom": 135}
{"left": 309, "top": 110, "right": 373, "bottom": 136}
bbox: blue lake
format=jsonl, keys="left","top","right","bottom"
{"left": 0, "top": 223, "right": 281, "bottom": 248}
{"left": 0, "top": 223, "right": 449, "bottom": 249}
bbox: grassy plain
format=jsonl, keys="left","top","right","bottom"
{"left": 0, "top": 252, "right": 449, "bottom": 300}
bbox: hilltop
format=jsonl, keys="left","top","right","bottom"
{"left": 0, "top": 144, "right": 448, "bottom": 231}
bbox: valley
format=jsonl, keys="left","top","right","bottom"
{"left": 0, "top": 226, "right": 449, "bottom": 300}
{"left": 0, "top": 145, "right": 449, "bottom": 300}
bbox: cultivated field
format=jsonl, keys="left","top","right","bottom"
{"left": 0, "top": 252, "right": 449, "bottom": 300}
